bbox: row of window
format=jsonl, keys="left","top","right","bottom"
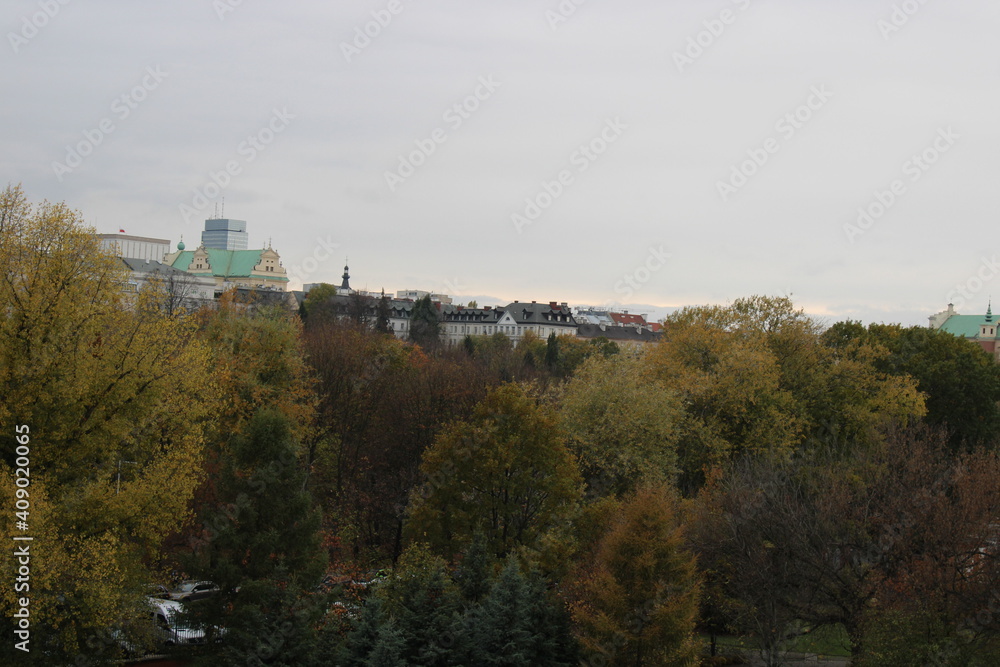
{"left": 443, "top": 323, "right": 569, "bottom": 337}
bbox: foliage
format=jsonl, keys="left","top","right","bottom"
{"left": 406, "top": 383, "right": 583, "bottom": 566}
{"left": 825, "top": 321, "right": 1000, "bottom": 450}
{"left": 409, "top": 294, "right": 441, "bottom": 350}
{"left": 304, "top": 321, "right": 489, "bottom": 562}
{"left": 568, "top": 486, "right": 701, "bottom": 666}
{"left": 0, "top": 185, "right": 215, "bottom": 663}
{"left": 343, "top": 545, "right": 577, "bottom": 666}
{"left": 184, "top": 410, "right": 327, "bottom": 665}
{"left": 375, "top": 290, "right": 392, "bottom": 334}
{"left": 199, "top": 293, "right": 316, "bottom": 440}
{"left": 692, "top": 426, "right": 1000, "bottom": 662}
{"left": 559, "top": 352, "right": 683, "bottom": 497}
{"left": 300, "top": 283, "right": 339, "bottom": 320}
{"left": 367, "top": 543, "right": 464, "bottom": 665}
{"left": 648, "top": 296, "right": 925, "bottom": 492}
{"left": 463, "top": 557, "right": 578, "bottom": 666}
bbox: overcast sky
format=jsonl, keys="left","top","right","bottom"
{"left": 3, "top": 1, "right": 998, "bottom": 326}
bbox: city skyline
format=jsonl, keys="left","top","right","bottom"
{"left": 4, "top": 1, "right": 998, "bottom": 327}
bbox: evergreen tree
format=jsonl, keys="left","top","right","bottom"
{"left": 376, "top": 290, "right": 393, "bottom": 334}
{"left": 342, "top": 597, "right": 394, "bottom": 666}
{"left": 545, "top": 332, "right": 559, "bottom": 369}
{"left": 185, "top": 410, "right": 327, "bottom": 665}
{"left": 465, "top": 557, "right": 576, "bottom": 666}
{"left": 368, "top": 623, "right": 407, "bottom": 667}
{"left": 409, "top": 294, "right": 441, "bottom": 349}
{"left": 375, "top": 544, "right": 465, "bottom": 666}
{"left": 454, "top": 533, "right": 493, "bottom": 603}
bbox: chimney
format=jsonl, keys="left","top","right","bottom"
{"left": 550, "top": 301, "right": 558, "bottom": 308}
{"left": 560, "top": 302, "right": 568, "bottom": 309}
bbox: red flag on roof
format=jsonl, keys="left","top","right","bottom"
{"left": 119, "top": 229, "right": 125, "bottom": 233}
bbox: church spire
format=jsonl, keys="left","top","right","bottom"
{"left": 340, "top": 261, "right": 351, "bottom": 292}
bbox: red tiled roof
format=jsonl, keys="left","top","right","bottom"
{"left": 610, "top": 312, "right": 646, "bottom": 326}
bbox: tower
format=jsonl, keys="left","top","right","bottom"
{"left": 340, "top": 263, "right": 351, "bottom": 292}
{"left": 980, "top": 302, "right": 996, "bottom": 339}
{"left": 201, "top": 218, "right": 249, "bottom": 251}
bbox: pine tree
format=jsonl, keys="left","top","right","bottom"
{"left": 465, "top": 557, "right": 576, "bottom": 666}
{"left": 409, "top": 295, "right": 441, "bottom": 350}
{"left": 376, "top": 290, "right": 393, "bottom": 334}
{"left": 546, "top": 332, "right": 559, "bottom": 369}
{"left": 185, "top": 410, "right": 327, "bottom": 665}
{"left": 454, "top": 533, "right": 493, "bottom": 603}
{"left": 376, "top": 544, "right": 465, "bottom": 666}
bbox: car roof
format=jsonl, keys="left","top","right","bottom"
{"left": 147, "top": 597, "right": 183, "bottom": 614}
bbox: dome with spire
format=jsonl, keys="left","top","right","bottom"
{"left": 340, "top": 263, "right": 352, "bottom": 292}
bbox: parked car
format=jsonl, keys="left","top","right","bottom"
{"left": 148, "top": 597, "right": 207, "bottom": 646}
{"left": 168, "top": 580, "right": 219, "bottom": 602}
{"left": 146, "top": 583, "right": 171, "bottom": 600}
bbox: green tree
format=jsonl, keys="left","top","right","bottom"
{"left": 825, "top": 322, "right": 1000, "bottom": 450}
{"left": 406, "top": 383, "right": 582, "bottom": 566}
{"left": 464, "top": 557, "right": 578, "bottom": 666}
{"left": 300, "top": 282, "right": 339, "bottom": 321}
{"left": 375, "top": 290, "right": 392, "bottom": 334}
{"left": 545, "top": 332, "right": 560, "bottom": 369}
{"left": 185, "top": 410, "right": 327, "bottom": 666}
{"left": 369, "top": 544, "right": 465, "bottom": 665}
{"left": 409, "top": 295, "right": 441, "bottom": 350}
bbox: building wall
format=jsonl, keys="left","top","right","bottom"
{"left": 98, "top": 235, "right": 170, "bottom": 262}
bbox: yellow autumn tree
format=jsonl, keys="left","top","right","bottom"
{"left": 569, "top": 485, "right": 701, "bottom": 667}
{"left": 0, "top": 185, "right": 216, "bottom": 662}
{"left": 559, "top": 352, "right": 684, "bottom": 498}
{"left": 647, "top": 296, "right": 924, "bottom": 493}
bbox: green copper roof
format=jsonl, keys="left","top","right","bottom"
{"left": 939, "top": 314, "right": 991, "bottom": 338}
{"left": 169, "top": 249, "right": 288, "bottom": 282}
